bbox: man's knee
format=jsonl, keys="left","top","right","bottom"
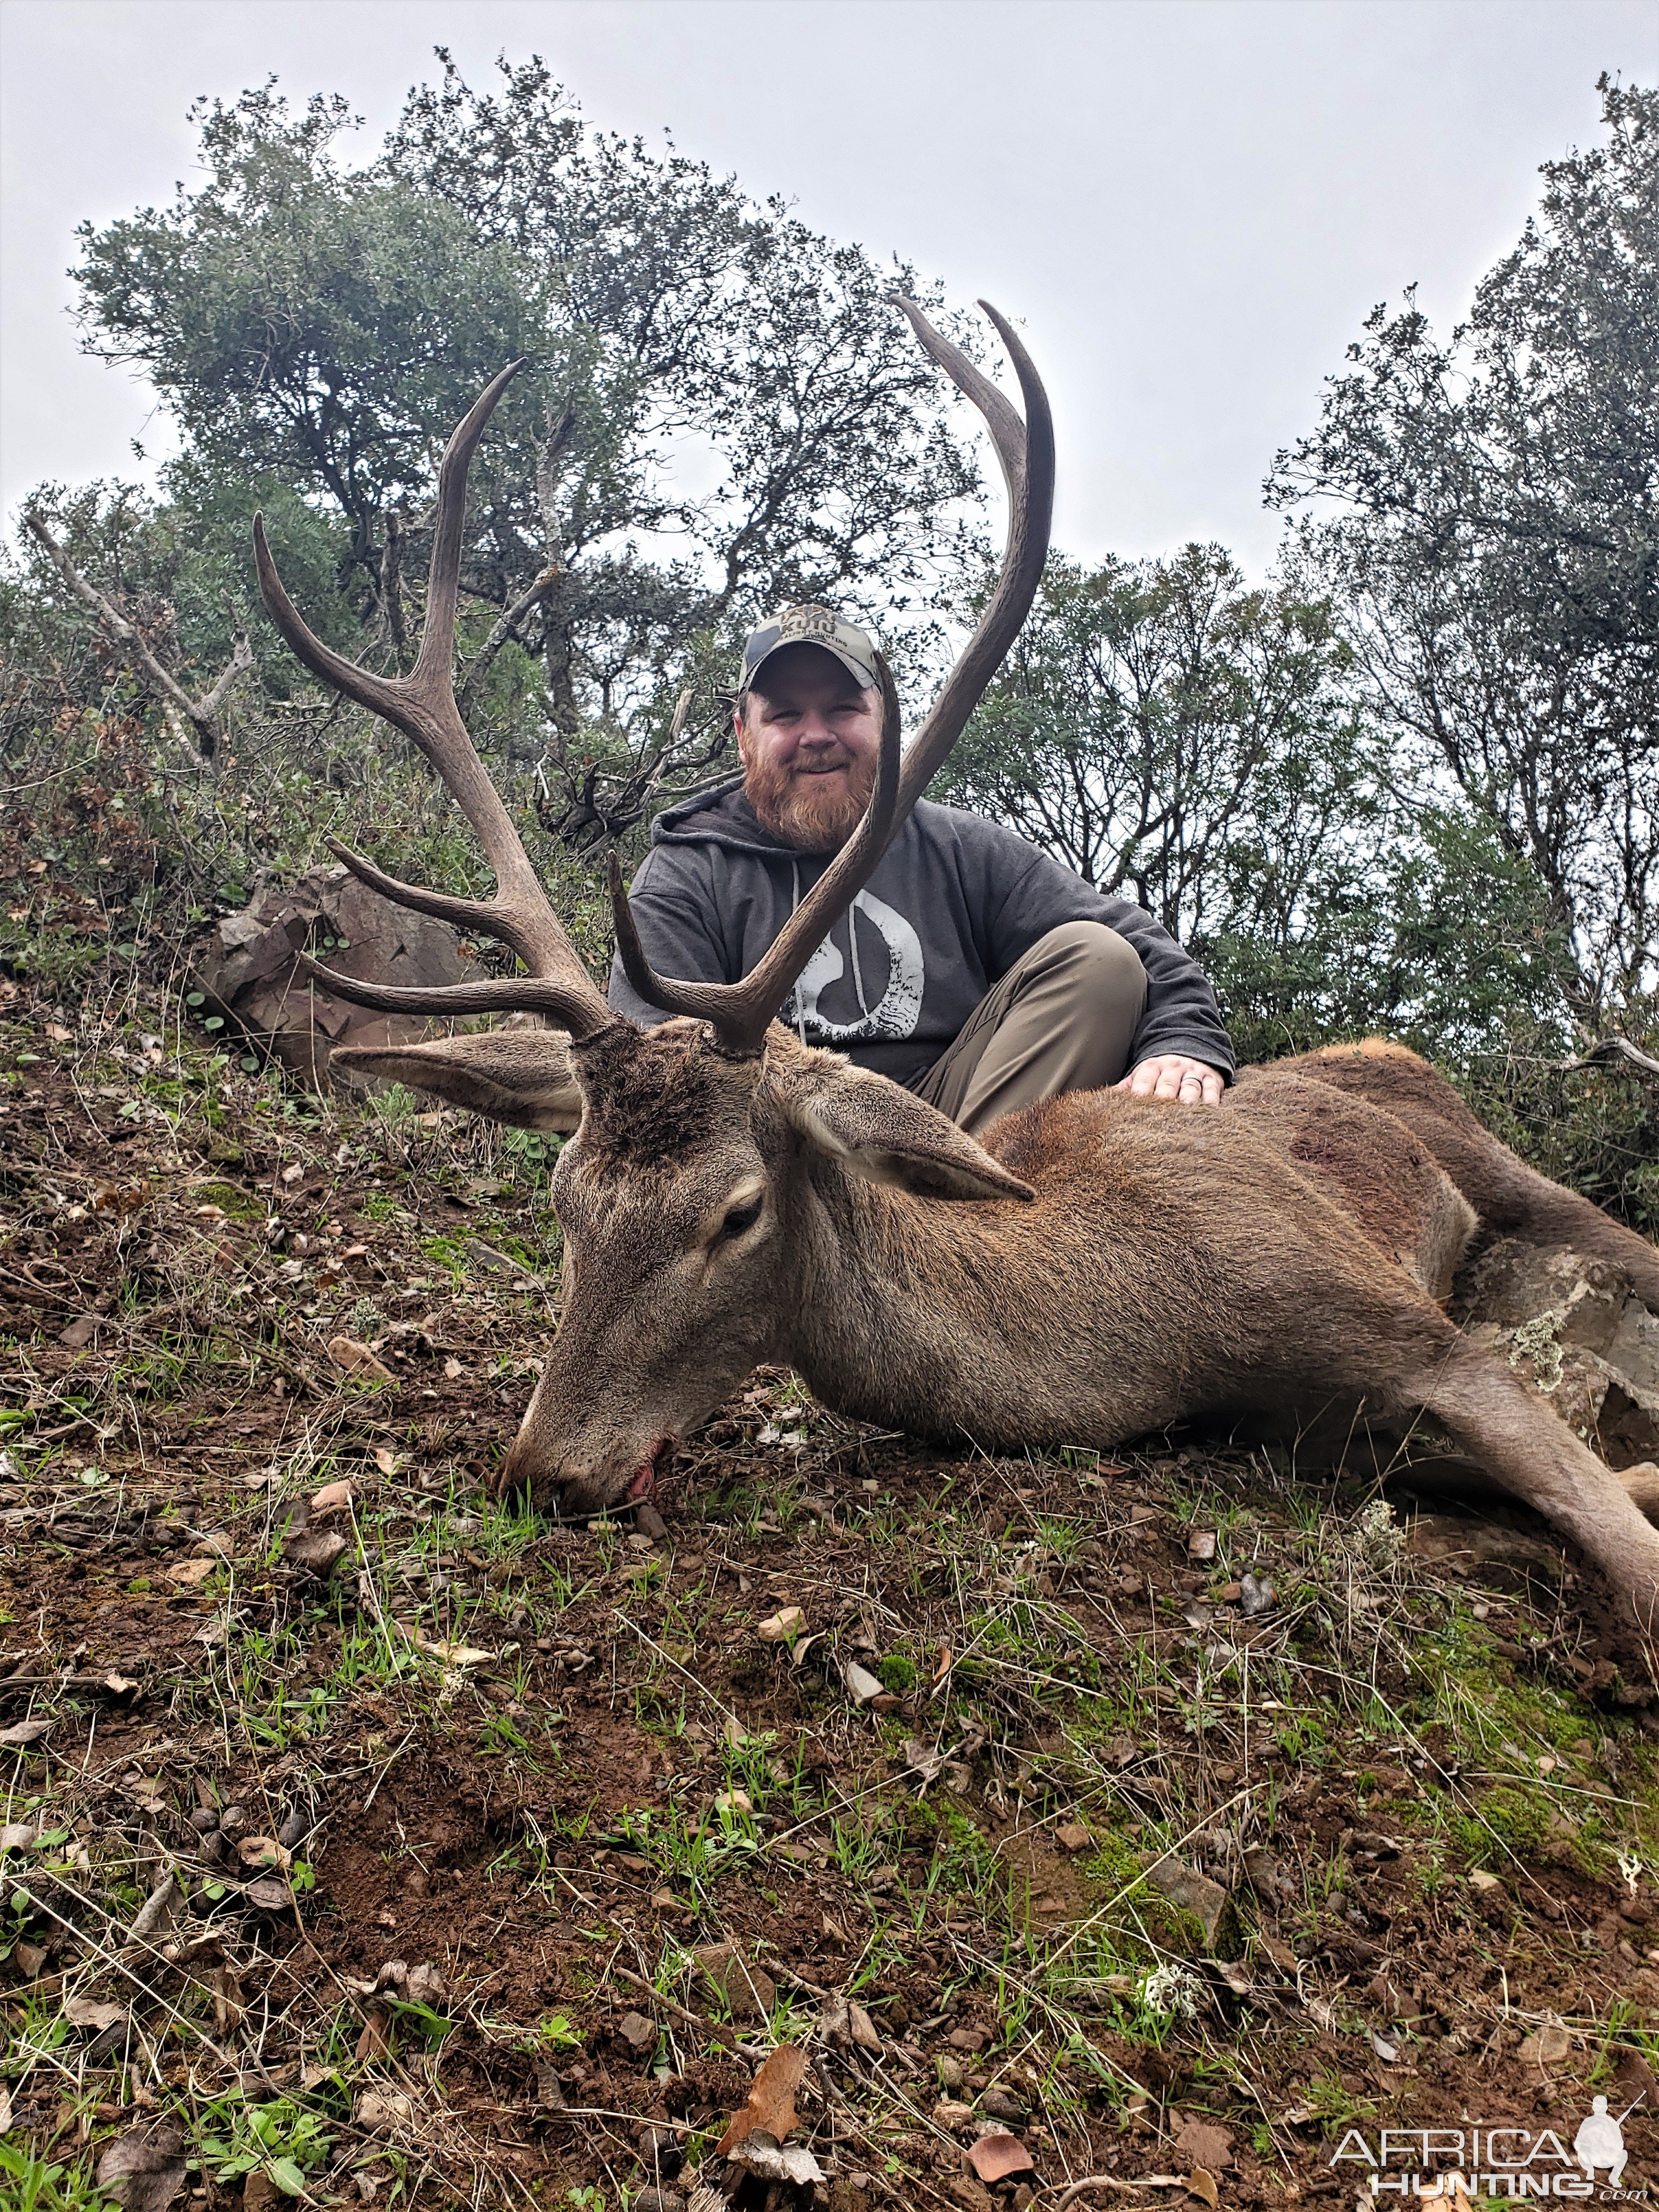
{"left": 1024, "top": 922, "right": 1148, "bottom": 1015}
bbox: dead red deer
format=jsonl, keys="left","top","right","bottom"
{"left": 251, "top": 312, "right": 1659, "bottom": 1626}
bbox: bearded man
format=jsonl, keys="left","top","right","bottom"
{"left": 608, "top": 605, "right": 1233, "bottom": 1131}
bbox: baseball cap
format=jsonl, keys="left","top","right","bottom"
{"left": 740, "top": 603, "right": 881, "bottom": 693}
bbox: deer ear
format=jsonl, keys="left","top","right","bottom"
{"left": 330, "top": 1030, "right": 583, "bottom": 1132}
{"left": 777, "top": 1060, "right": 1034, "bottom": 1202}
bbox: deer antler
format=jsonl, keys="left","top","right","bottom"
{"left": 252, "top": 360, "right": 615, "bottom": 1044}
{"left": 607, "top": 297, "right": 1054, "bottom": 1057}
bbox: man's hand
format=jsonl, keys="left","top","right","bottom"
{"left": 1115, "top": 1054, "right": 1224, "bottom": 1107}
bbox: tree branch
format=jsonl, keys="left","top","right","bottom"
{"left": 1559, "top": 1036, "right": 1659, "bottom": 1084}
{"left": 457, "top": 560, "right": 562, "bottom": 719}
{"left": 25, "top": 509, "right": 251, "bottom": 765}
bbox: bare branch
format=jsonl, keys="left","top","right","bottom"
{"left": 25, "top": 508, "right": 251, "bottom": 764}
{"left": 457, "top": 560, "right": 562, "bottom": 719}
{"left": 1560, "top": 1036, "right": 1659, "bottom": 1084}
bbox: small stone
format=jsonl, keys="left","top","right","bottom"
{"left": 693, "top": 1941, "right": 775, "bottom": 2021}
{"left": 979, "top": 2087, "right": 1024, "bottom": 2122}
{"left": 1187, "top": 1530, "right": 1217, "bottom": 1562}
{"left": 634, "top": 1502, "right": 669, "bottom": 1542}
{"left": 1172, "top": 2118, "right": 1233, "bottom": 2172}
{"left": 1053, "top": 1822, "right": 1092, "bottom": 1853}
{"left": 936, "top": 2055, "right": 966, "bottom": 2088}
{"left": 618, "top": 2011, "right": 657, "bottom": 2052}
{"left": 1520, "top": 2025, "right": 1572, "bottom": 2066}
{"left": 934, "top": 2099, "right": 976, "bottom": 2130}
{"left": 1240, "top": 1572, "right": 1276, "bottom": 1617}
{"left": 948, "top": 2026, "right": 986, "bottom": 2052}
{"left": 845, "top": 1661, "right": 884, "bottom": 1705}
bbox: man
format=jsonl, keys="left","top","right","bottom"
{"left": 608, "top": 604, "right": 1233, "bottom": 1132}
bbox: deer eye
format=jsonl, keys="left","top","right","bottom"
{"left": 718, "top": 1194, "right": 764, "bottom": 1243}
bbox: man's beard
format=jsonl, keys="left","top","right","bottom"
{"left": 743, "top": 748, "right": 877, "bottom": 853}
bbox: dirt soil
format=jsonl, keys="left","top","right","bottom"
{"left": 6, "top": 987, "right": 1659, "bottom": 2212}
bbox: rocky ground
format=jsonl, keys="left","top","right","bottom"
{"left": 5, "top": 982, "right": 1659, "bottom": 2212}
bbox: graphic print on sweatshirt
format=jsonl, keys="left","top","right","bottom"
{"left": 782, "top": 889, "right": 924, "bottom": 1044}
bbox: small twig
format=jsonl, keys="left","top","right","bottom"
{"left": 610, "top": 1963, "right": 707, "bottom": 2031}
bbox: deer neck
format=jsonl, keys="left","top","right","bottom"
{"left": 776, "top": 1148, "right": 1026, "bottom": 1435}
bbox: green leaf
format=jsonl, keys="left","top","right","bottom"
{"left": 268, "top": 2159, "right": 308, "bottom": 2196}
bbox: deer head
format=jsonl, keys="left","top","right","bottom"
{"left": 253, "top": 302, "right": 1053, "bottom": 1515}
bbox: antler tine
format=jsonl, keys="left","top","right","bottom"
{"left": 252, "top": 361, "right": 614, "bottom": 1037}
{"left": 888, "top": 298, "right": 1054, "bottom": 821}
{"left": 291, "top": 952, "right": 610, "bottom": 1032}
{"left": 607, "top": 298, "right": 1052, "bottom": 1058}
{"left": 609, "top": 656, "right": 903, "bottom": 1053}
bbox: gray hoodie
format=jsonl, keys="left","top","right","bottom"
{"left": 608, "top": 778, "right": 1235, "bottom": 1090}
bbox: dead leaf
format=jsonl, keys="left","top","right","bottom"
{"left": 373, "top": 1447, "right": 397, "bottom": 1476}
{"left": 1187, "top": 2168, "right": 1220, "bottom": 2209}
{"left": 311, "top": 1478, "right": 356, "bottom": 1515}
{"left": 405, "top": 1960, "right": 447, "bottom": 2006}
{"left": 58, "top": 1314, "right": 99, "bottom": 1349}
{"left": 847, "top": 2000, "right": 882, "bottom": 2053}
{"left": 715, "top": 2042, "right": 808, "bottom": 2156}
{"left": 968, "top": 2132, "right": 1036, "bottom": 2183}
{"left": 724, "top": 2132, "right": 825, "bottom": 2188}
{"left": 328, "top": 1334, "right": 393, "bottom": 1383}
{"left": 419, "top": 1637, "right": 493, "bottom": 1667}
{"left": 901, "top": 1737, "right": 946, "bottom": 1786}
{"left": 243, "top": 1875, "right": 294, "bottom": 1915}
{"left": 95, "top": 2121, "right": 188, "bottom": 2212}
{"left": 65, "top": 1997, "right": 127, "bottom": 2033}
{"left": 757, "top": 1606, "right": 805, "bottom": 1643}
{"left": 0, "top": 2081, "right": 10, "bottom": 2132}
{"left": 0, "top": 1718, "right": 52, "bottom": 1746}
{"left": 165, "top": 1556, "right": 218, "bottom": 1585}
{"left": 356, "top": 2006, "right": 394, "bottom": 2062}
{"left": 354, "top": 2089, "right": 413, "bottom": 2131}
{"left": 443, "top": 1356, "right": 462, "bottom": 1380}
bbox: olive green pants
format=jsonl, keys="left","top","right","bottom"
{"left": 911, "top": 922, "right": 1148, "bottom": 1136}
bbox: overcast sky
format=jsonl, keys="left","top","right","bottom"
{"left": 2, "top": 0, "right": 1652, "bottom": 574}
